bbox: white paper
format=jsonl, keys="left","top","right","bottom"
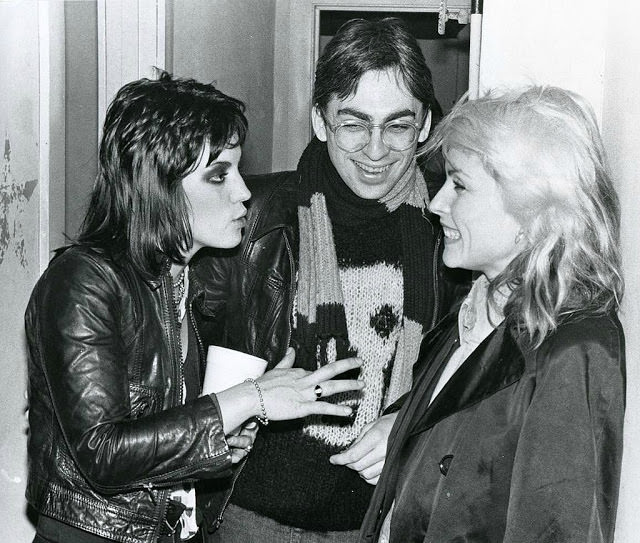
{"left": 202, "top": 346, "right": 267, "bottom": 395}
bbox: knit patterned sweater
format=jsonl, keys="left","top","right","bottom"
{"left": 230, "top": 177, "right": 410, "bottom": 531}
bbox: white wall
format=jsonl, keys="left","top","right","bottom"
{"left": 172, "top": 0, "right": 277, "bottom": 174}
{"left": 479, "top": 0, "right": 607, "bottom": 120}
{"left": 479, "top": 1, "right": 639, "bottom": 540}
{"left": 0, "top": 1, "right": 65, "bottom": 540}
{"left": 0, "top": 5, "right": 39, "bottom": 538}
{"left": 602, "top": 2, "right": 640, "bottom": 540}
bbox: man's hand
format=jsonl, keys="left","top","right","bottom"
{"left": 329, "top": 412, "right": 398, "bottom": 485}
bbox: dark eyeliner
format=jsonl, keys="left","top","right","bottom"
{"left": 207, "top": 165, "right": 228, "bottom": 184}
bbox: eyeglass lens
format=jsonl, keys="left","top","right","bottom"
{"left": 335, "top": 122, "right": 418, "bottom": 152}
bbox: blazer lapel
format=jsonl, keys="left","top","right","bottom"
{"left": 369, "top": 315, "right": 462, "bottom": 535}
{"left": 408, "top": 322, "right": 525, "bottom": 437}
{"left": 384, "top": 314, "right": 459, "bottom": 463}
{"left": 368, "top": 320, "right": 525, "bottom": 541}
{"left": 413, "top": 312, "right": 459, "bottom": 380}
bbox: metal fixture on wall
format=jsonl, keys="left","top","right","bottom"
{"left": 437, "top": 0, "right": 481, "bottom": 98}
{"left": 469, "top": 0, "right": 483, "bottom": 99}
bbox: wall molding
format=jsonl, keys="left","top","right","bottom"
{"left": 97, "top": 0, "right": 166, "bottom": 135}
{"left": 37, "top": 0, "right": 65, "bottom": 272}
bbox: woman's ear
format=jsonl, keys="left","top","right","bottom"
{"left": 417, "top": 109, "right": 433, "bottom": 143}
{"left": 515, "top": 230, "right": 525, "bottom": 245}
{"left": 311, "top": 106, "right": 328, "bottom": 142}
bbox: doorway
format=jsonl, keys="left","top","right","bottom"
{"left": 317, "top": 10, "right": 470, "bottom": 115}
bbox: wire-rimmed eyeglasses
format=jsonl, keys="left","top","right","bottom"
{"left": 323, "top": 117, "right": 424, "bottom": 152}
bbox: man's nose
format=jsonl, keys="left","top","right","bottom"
{"left": 363, "top": 127, "right": 389, "bottom": 161}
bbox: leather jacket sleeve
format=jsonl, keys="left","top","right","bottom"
{"left": 30, "top": 249, "right": 231, "bottom": 495}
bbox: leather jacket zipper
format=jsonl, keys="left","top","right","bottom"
{"left": 212, "top": 455, "right": 245, "bottom": 530}
{"left": 188, "top": 299, "right": 205, "bottom": 368}
{"left": 146, "top": 483, "right": 169, "bottom": 542}
{"left": 154, "top": 272, "right": 183, "bottom": 539}
{"left": 163, "top": 273, "right": 184, "bottom": 406}
{"left": 283, "top": 232, "right": 296, "bottom": 349}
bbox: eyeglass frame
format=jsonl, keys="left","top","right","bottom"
{"left": 321, "top": 114, "right": 428, "bottom": 152}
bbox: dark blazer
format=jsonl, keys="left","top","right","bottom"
{"left": 360, "top": 310, "right": 625, "bottom": 543}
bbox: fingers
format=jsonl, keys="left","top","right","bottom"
{"left": 274, "top": 347, "right": 296, "bottom": 369}
{"left": 359, "top": 460, "right": 385, "bottom": 485}
{"left": 330, "top": 439, "right": 375, "bottom": 466}
{"left": 329, "top": 449, "right": 355, "bottom": 466}
{"left": 227, "top": 435, "right": 252, "bottom": 449}
{"left": 258, "top": 355, "right": 363, "bottom": 422}
{"left": 228, "top": 433, "right": 256, "bottom": 464}
{"left": 312, "top": 378, "right": 363, "bottom": 400}
{"left": 330, "top": 440, "right": 382, "bottom": 469}
{"left": 304, "top": 400, "right": 353, "bottom": 418}
{"left": 227, "top": 436, "right": 253, "bottom": 464}
{"left": 329, "top": 444, "right": 385, "bottom": 485}
{"left": 231, "top": 448, "right": 248, "bottom": 464}
{"left": 302, "top": 357, "right": 362, "bottom": 385}
{"left": 237, "top": 420, "right": 259, "bottom": 438}
{"left": 330, "top": 413, "right": 396, "bottom": 475}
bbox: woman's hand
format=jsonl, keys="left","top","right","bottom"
{"left": 227, "top": 420, "right": 259, "bottom": 464}
{"left": 215, "top": 348, "right": 363, "bottom": 434}
{"left": 257, "top": 348, "right": 364, "bottom": 421}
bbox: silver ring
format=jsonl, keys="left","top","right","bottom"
{"left": 314, "top": 384, "right": 323, "bottom": 399}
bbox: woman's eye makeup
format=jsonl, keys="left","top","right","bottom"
{"left": 205, "top": 159, "right": 235, "bottom": 184}
{"left": 206, "top": 166, "right": 229, "bottom": 184}
{"left": 445, "top": 167, "right": 466, "bottom": 192}
{"left": 445, "top": 171, "right": 465, "bottom": 192}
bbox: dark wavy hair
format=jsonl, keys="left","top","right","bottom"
{"left": 313, "top": 17, "right": 441, "bottom": 120}
{"left": 78, "top": 71, "right": 247, "bottom": 278}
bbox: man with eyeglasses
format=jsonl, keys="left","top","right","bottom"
{"left": 193, "top": 17, "right": 465, "bottom": 543}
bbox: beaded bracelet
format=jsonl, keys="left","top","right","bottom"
{"left": 245, "top": 377, "right": 269, "bottom": 425}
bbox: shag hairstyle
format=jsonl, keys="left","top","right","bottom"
{"left": 425, "top": 85, "right": 623, "bottom": 347}
{"left": 78, "top": 71, "right": 248, "bottom": 278}
{"left": 313, "top": 17, "right": 441, "bottom": 121}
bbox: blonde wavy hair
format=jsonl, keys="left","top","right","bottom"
{"left": 423, "top": 86, "right": 623, "bottom": 348}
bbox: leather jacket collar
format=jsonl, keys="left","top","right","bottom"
{"left": 247, "top": 172, "right": 299, "bottom": 243}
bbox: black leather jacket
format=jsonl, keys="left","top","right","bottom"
{"left": 25, "top": 246, "right": 232, "bottom": 543}
{"left": 190, "top": 170, "right": 467, "bottom": 530}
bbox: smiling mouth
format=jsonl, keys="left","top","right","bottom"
{"left": 353, "top": 160, "right": 392, "bottom": 175}
{"left": 442, "top": 226, "right": 461, "bottom": 240}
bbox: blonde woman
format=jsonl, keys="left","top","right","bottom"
{"left": 360, "top": 86, "right": 625, "bottom": 543}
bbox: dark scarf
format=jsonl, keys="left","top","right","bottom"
{"left": 296, "top": 138, "right": 432, "bottom": 404}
